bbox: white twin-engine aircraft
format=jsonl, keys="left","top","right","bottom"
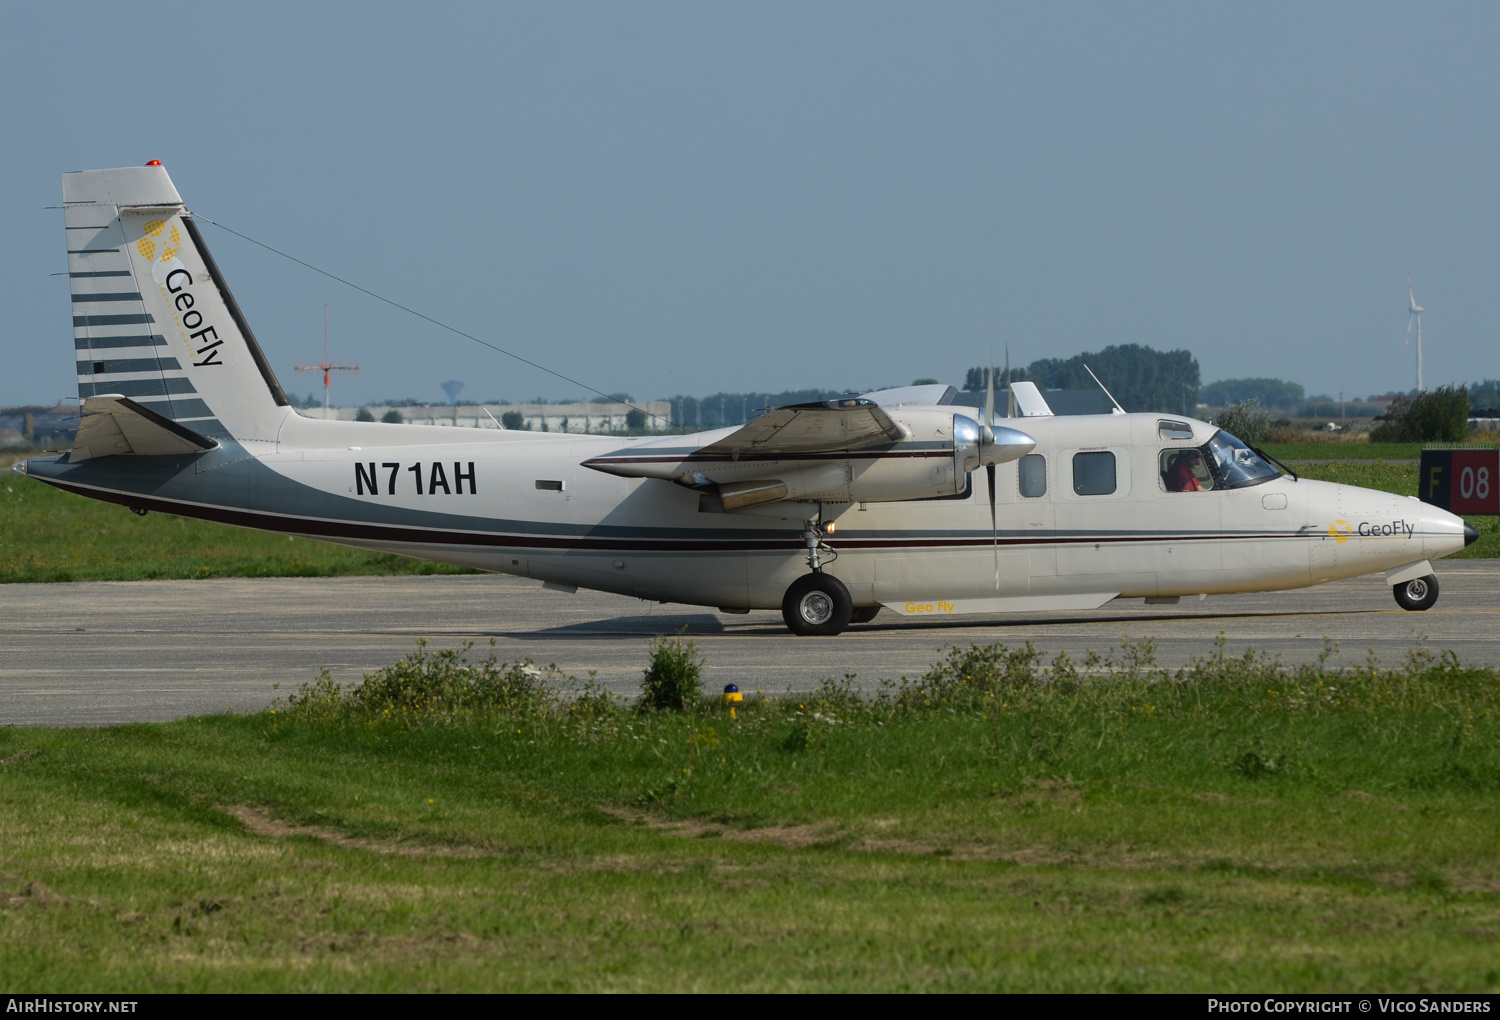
{"left": 18, "top": 163, "right": 1479, "bottom": 634}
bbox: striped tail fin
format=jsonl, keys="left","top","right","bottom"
{"left": 63, "top": 163, "right": 290, "bottom": 442}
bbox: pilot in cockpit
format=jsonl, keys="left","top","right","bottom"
{"left": 1164, "top": 449, "right": 1208, "bottom": 492}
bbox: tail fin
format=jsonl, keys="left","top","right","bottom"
{"left": 63, "top": 164, "right": 290, "bottom": 442}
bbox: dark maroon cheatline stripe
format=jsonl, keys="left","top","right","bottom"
{"left": 37, "top": 476, "right": 1312, "bottom": 556}
{"left": 584, "top": 450, "right": 952, "bottom": 466}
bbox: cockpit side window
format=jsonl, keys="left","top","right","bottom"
{"left": 1160, "top": 448, "right": 1215, "bottom": 492}
{"left": 1202, "top": 430, "right": 1281, "bottom": 489}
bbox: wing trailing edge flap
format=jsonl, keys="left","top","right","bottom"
{"left": 69, "top": 395, "right": 218, "bottom": 462}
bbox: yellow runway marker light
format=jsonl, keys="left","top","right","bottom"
{"left": 722, "top": 683, "right": 743, "bottom": 718}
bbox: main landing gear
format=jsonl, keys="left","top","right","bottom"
{"left": 1393, "top": 574, "right": 1439, "bottom": 612}
{"left": 781, "top": 516, "right": 856, "bottom": 636}
{"left": 782, "top": 572, "right": 854, "bottom": 635}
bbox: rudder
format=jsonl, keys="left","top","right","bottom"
{"left": 64, "top": 163, "right": 290, "bottom": 443}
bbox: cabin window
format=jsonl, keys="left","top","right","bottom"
{"left": 1018, "top": 454, "right": 1047, "bottom": 498}
{"left": 1072, "top": 451, "right": 1116, "bottom": 495}
{"left": 1158, "top": 420, "right": 1194, "bottom": 441}
{"left": 1160, "top": 448, "right": 1215, "bottom": 492}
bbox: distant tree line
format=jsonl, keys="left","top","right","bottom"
{"left": 965, "top": 344, "right": 1200, "bottom": 415}
{"left": 1466, "top": 379, "right": 1500, "bottom": 415}
{"left": 1198, "top": 378, "right": 1500, "bottom": 421}
{"left": 1201, "top": 378, "right": 1389, "bottom": 418}
{"left": 1370, "top": 386, "right": 1471, "bottom": 443}
{"left": 1200, "top": 378, "right": 1305, "bottom": 409}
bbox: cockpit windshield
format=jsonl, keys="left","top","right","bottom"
{"left": 1202, "top": 430, "right": 1281, "bottom": 489}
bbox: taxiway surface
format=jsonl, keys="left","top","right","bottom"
{"left": 3, "top": 562, "right": 1497, "bottom": 726}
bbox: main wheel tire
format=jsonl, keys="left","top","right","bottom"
{"left": 1393, "top": 574, "right": 1439, "bottom": 611}
{"left": 849, "top": 606, "right": 882, "bottom": 624}
{"left": 781, "top": 573, "right": 854, "bottom": 636}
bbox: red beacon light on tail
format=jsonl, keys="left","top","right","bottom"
{"left": 144, "top": 160, "right": 162, "bottom": 166}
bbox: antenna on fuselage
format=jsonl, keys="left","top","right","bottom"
{"left": 1082, "top": 363, "right": 1126, "bottom": 415}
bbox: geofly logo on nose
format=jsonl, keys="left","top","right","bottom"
{"left": 1328, "top": 518, "right": 1416, "bottom": 544}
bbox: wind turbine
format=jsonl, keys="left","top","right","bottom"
{"left": 1406, "top": 279, "right": 1425, "bottom": 393}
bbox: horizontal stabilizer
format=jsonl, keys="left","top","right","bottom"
{"left": 696, "top": 398, "right": 907, "bottom": 459}
{"left": 1009, "top": 381, "right": 1054, "bottom": 417}
{"left": 69, "top": 394, "right": 218, "bottom": 462}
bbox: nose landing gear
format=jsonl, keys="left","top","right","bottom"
{"left": 1393, "top": 574, "right": 1439, "bottom": 611}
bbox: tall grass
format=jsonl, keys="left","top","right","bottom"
{"left": 271, "top": 634, "right": 1500, "bottom": 806}
{"left": 4, "top": 635, "right": 1498, "bottom": 991}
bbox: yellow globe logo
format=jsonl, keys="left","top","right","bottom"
{"left": 134, "top": 219, "right": 181, "bottom": 263}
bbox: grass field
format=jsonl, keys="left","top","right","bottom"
{"left": 3, "top": 443, "right": 1495, "bottom": 584}
{"left": 2, "top": 639, "right": 1498, "bottom": 991}
{"left": 1, "top": 456, "right": 475, "bottom": 583}
{"left": 1261, "top": 442, "right": 1426, "bottom": 462}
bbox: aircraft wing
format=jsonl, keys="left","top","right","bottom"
{"left": 579, "top": 396, "right": 1024, "bottom": 510}
{"left": 69, "top": 395, "right": 218, "bottom": 462}
{"left": 694, "top": 398, "right": 907, "bottom": 459}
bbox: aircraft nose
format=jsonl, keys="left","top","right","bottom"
{"left": 1465, "top": 522, "right": 1480, "bottom": 548}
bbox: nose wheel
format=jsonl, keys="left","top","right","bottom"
{"left": 782, "top": 573, "right": 853, "bottom": 635}
{"left": 1393, "top": 574, "right": 1439, "bottom": 611}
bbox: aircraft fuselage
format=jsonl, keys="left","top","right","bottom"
{"left": 20, "top": 407, "right": 1469, "bottom": 617}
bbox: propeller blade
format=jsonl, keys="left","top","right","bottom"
{"left": 987, "top": 462, "right": 998, "bottom": 590}
{"left": 1004, "top": 344, "right": 1013, "bottom": 418}
{"left": 984, "top": 355, "right": 995, "bottom": 426}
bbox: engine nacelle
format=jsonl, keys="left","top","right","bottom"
{"left": 582, "top": 408, "right": 1035, "bottom": 510}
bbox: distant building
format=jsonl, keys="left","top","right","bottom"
{"left": 0, "top": 403, "right": 81, "bottom": 449}
{"left": 297, "top": 400, "right": 672, "bottom": 433}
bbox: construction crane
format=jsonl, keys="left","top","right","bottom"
{"left": 294, "top": 305, "right": 358, "bottom": 414}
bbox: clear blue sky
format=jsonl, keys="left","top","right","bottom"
{"left": 3, "top": 1, "right": 1496, "bottom": 408}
